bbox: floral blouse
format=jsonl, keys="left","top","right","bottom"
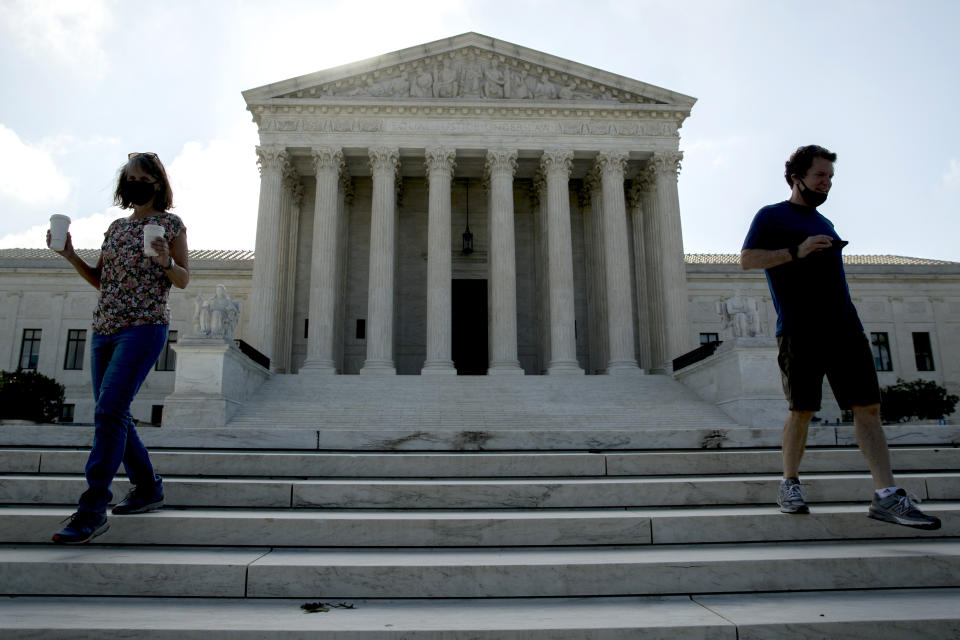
{"left": 92, "top": 212, "right": 185, "bottom": 335}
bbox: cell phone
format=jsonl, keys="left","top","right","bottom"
{"left": 831, "top": 239, "right": 849, "bottom": 250}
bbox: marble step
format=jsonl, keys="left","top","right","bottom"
{"left": 2, "top": 590, "right": 959, "bottom": 639}
{"left": 4, "top": 539, "right": 956, "bottom": 599}
{"left": 2, "top": 472, "right": 956, "bottom": 509}
{"left": 3, "top": 422, "right": 958, "bottom": 450}
{"left": 6, "top": 446, "right": 960, "bottom": 478}
{"left": 2, "top": 504, "right": 957, "bottom": 547}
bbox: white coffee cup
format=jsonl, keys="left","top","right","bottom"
{"left": 143, "top": 224, "right": 165, "bottom": 256}
{"left": 49, "top": 214, "right": 71, "bottom": 251}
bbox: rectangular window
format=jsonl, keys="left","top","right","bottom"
{"left": 151, "top": 405, "right": 163, "bottom": 425}
{"left": 63, "top": 329, "right": 87, "bottom": 370}
{"left": 154, "top": 330, "right": 178, "bottom": 372}
{"left": 18, "top": 329, "right": 42, "bottom": 370}
{"left": 356, "top": 319, "right": 366, "bottom": 340}
{"left": 913, "top": 332, "right": 935, "bottom": 371}
{"left": 870, "top": 332, "right": 893, "bottom": 372}
{"left": 60, "top": 404, "right": 75, "bottom": 423}
{"left": 304, "top": 318, "right": 309, "bottom": 339}
{"left": 700, "top": 333, "right": 720, "bottom": 345}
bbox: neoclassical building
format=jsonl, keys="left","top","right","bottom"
{"left": 2, "top": 34, "right": 958, "bottom": 425}
{"left": 241, "top": 32, "right": 693, "bottom": 377}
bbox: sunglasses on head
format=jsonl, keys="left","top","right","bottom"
{"left": 128, "top": 152, "right": 159, "bottom": 160}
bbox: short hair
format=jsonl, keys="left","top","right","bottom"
{"left": 113, "top": 153, "right": 174, "bottom": 211}
{"left": 784, "top": 145, "right": 837, "bottom": 187}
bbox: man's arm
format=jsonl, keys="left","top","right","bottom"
{"left": 740, "top": 234, "right": 834, "bottom": 270}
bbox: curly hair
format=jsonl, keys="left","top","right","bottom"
{"left": 784, "top": 145, "right": 837, "bottom": 187}
{"left": 113, "top": 153, "right": 174, "bottom": 211}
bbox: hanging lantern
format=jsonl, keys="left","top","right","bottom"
{"left": 462, "top": 177, "right": 473, "bottom": 255}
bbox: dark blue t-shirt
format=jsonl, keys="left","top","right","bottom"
{"left": 742, "top": 201, "right": 861, "bottom": 336}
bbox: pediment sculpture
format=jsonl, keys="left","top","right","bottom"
{"left": 279, "top": 48, "right": 664, "bottom": 104}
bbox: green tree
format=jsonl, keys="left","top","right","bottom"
{"left": 880, "top": 378, "right": 959, "bottom": 423}
{"left": 0, "top": 370, "right": 65, "bottom": 424}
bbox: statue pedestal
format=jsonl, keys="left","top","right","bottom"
{"left": 162, "top": 337, "right": 271, "bottom": 428}
{"left": 673, "top": 338, "right": 843, "bottom": 428}
{"left": 674, "top": 338, "right": 784, "bottom": 428}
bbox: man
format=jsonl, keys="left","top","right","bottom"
{"left": 740, "top": 145, "right": 940, "bottom": 529}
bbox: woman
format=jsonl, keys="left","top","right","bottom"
{"left": 48, "top": 152, "right": 189, "bottom": 544}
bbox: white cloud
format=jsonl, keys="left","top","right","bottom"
{"left": 0, "top": 209, "right": 123, "bottom": 250}
{"left": 0, "top": 0, "right": 114, "bottom": 78}
{"left": 943, "top": 158, "right": 960, "bottom": 190}
{"left": 167, "top": 138, "right": 261, "bottom": 250}
{"left": 0, "top": 124, "right": 71, "bottom": 205}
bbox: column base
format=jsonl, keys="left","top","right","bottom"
{"left": 606, "top": 361, "right": 644, "bottom": 375}
{"left": 298, "top": 359, "right": 338, "bottom": 374}
{"left": 360, "top": 360, "right": 397, "bottom": 376}
{"left": 421, "top": 361, "right": 457, "bottom": 376}
{"left": 547, "top": 360, "right": 585, "bottom": 375}
{"left": 487, "top": 362, "right": 525, "bottom": 376}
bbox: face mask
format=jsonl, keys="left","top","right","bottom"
{"left": 798, "top": 178, "right": 827, "bottom": 208}
{"left": 123, "top": 180, "right": 156, "bottom": 206}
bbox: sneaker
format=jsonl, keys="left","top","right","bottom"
{"left": 52, "top": 511, "right": 109, "bottom": 544}
{"left": 777, "top": 478, "right": 809, "bottom": 514}
{"left": 112, "top": 477, "right": 164, "bottom": 515}
{"left": 868, "top": 488, "right": 941, "bottom": 530}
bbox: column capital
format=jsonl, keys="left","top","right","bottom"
{"left": 256, "top": 146, "right": 288, "bottom": 175}
{"left": 595, "top": 151, "right": 629, "bottom": 178}
{"left": 311, "top": 146, "right": 344, "bottom": 175}
{"left": 369, "top": 147, "right": 400, "bottom": 176}
{"left": 540, "top": 149, "right": 574, "bottom": 177}
{"left": 651, "top": 151, "right": 683, "bottom": 179}
{"left": 290, "top": 181, "right": 305, "bottom": 208}
{"left": 424, "top": 147, "right": 457, "bottom": 176}
{"left": 485, "top": 148, "right": 518, "bottom": 178}
{"left": 584, "top": 167, "right": 602, "bottom": 194}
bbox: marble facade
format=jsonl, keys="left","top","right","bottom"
{"left": 241, "top": 33, "right": 694, "bottom": 377}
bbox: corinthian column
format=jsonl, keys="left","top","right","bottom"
{"left": 422, "top": 147, "right": 457, "bottom": 375}
{"left": 645, "top": 151, "right": 690, "bottom": 370}
{"left": 273, "top": 166, "right": 302, "bottom": 373}
{"left": 486, "top": 148, "right": 524, "bottom": 375}
{"left": 628, "top": 178, "right": 652, "bottom": 371}
{"left": 541, "top": 149, "right": 584, "bottom": 374}
{"left": 583, "top": 169, "right": 608, "bottom": 373}
{"left": 301, "top": 147, "right": 344, "bottom": 373}
{"left": 361, "top": 147, "right": 400, "bottom": 375}
{"left": 248, "top": 146, "right": 287, "bottom": 364}
{"left": 597, "top": 151, "right": 640, "bottom": 374}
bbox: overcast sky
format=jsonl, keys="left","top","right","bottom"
{"left": 1, "top": 0, "right": 958, "bottom": 261}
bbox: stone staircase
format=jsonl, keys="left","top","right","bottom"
{"left": 1, "top": 375, "right": 959, "bottom": 637}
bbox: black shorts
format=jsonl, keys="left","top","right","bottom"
{"left": 776, "top": 330, "right": 881, "bottom": 412}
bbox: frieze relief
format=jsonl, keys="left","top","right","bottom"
{"left": 278, "top": 48, "right": 667, "bottom": 105}
{"left": 260, "top": 116, "right": 677, "bottom": 138}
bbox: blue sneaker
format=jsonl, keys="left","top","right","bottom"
{"left": 52, "top": 511, "right": 109, "bottom": 544}
{"left": 868, "top": 488, "right": 941, "bottom": 530}
{"left": 112, "top": 476, "right": 164, "bottom": 515}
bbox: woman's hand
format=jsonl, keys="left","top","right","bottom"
{"left": 150, "top": 236, "right": 172, "bottom": 268}
{"left": 47, "top": 230, "right": 76, "bottom": 259}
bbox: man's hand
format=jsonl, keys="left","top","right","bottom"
{"left": 798, "top": 234, "right": 834, "bottom": 259}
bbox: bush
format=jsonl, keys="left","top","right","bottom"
{"left": 880, "top": 378, "right": 959, "bottom": 423}
{"left": 0, "top": 370, "right": 65, "bottom": 423}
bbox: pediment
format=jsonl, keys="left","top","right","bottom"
{"left": 243, "top": 33, "right": 696, "bottom": 108}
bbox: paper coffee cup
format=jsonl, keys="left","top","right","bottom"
{"left": 49, "top": 214, "right": 71, "bottom": 251}
{"left": 143, "top": 224, "right": 165, "bottom": 256}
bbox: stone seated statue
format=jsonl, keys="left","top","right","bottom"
{"left": 192, "top": 284, "right": 241, "bottom": 342}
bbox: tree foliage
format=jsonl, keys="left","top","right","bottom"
{"left": 0, "top": 370, "right": 65, "bottom": 423}
{"left": 880, "top": 378, "right": 959, "bottom": 423}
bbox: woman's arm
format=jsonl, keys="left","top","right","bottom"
{"left": 152, "top": 228, "right": 190, "bottom": 289}
{"left": 48, "top": 231, "right": 102, "bottom": 289}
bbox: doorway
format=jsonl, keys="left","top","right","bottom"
{"left": 452, "top": 279, "right": 488, "bottom": 375}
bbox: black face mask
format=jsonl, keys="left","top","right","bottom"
{"left": 123, "top": 180, "right": 156, "bottom": 206}
{"left": 798, "top": 179, "right": 827, "bottom": 208}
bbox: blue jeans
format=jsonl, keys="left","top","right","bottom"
{"left": 78, "top": 324, "right": 168, "bottom": 514}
